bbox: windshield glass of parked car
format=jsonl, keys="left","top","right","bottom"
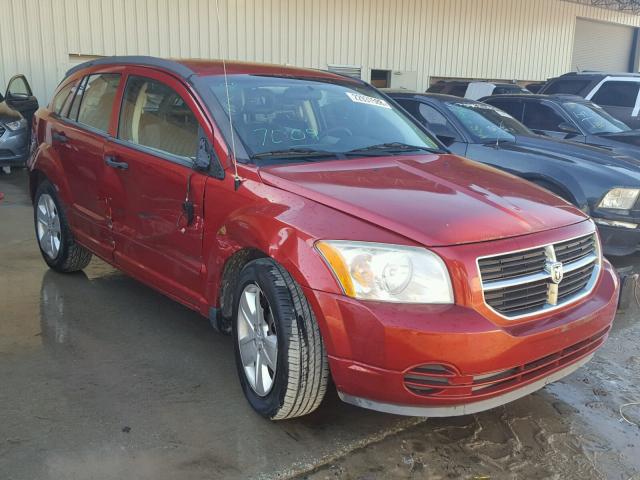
{"left": 207, "top": 74, "right": 442, "bottom": 163}
{"left": 444, "top": 101, "right": 531, "bottom": 142}
{"left": 562, "top": 101, "right": 631, "bottom": 135}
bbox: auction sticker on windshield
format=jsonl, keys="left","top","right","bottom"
{"left": 346, "top": 92, "right": 391, "bottom": 109}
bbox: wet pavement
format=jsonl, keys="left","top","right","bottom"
{"left": 1, "top": 170, "right": 639, "bottom": 480}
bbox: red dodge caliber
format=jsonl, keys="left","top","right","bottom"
{"left": 29, "top": 57, "right": 618, "bottom": 420}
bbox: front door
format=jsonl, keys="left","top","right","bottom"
{"left": 53, "top": 72, "right": 123, "bottom": 260}
{"left": 5, "top": 75, "right": 39, "bottom": 123}
{"left": 103, "top": 69, "right": 208, "bottom": 307}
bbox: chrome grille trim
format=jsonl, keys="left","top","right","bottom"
{"left": 477, "top": 232, "right": 601, "bottom": 320}
{"left": 482, "top": 252, "right": 598, "bottom": 292}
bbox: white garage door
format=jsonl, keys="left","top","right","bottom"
{"left": 572, "top": 18, "right": 635, "bottom": 72}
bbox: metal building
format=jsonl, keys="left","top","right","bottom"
{"left": 2, "top": 0, "right": 640, "bottom": 104}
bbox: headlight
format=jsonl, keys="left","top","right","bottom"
{"left": 316, "top": 241, "right": 454, "bottom": 304}
{"left": 598, "top": 188, "right": 640, "bottom": 210}
{"left": 4, "top": 118, "right": 27, "bottom": 131}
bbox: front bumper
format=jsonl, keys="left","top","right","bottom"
{"left": 303, "top": 259, "right": 618, "bottom": 416}
{"left": 0, "top": 127, "right": 29, "bottom": 167}
{"left": 595, "top": 221, "right": 640, "bottom": 257}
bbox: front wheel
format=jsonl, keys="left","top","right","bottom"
{"left": 34, "top": 180, "right": 92, "bottom": 273}
{"left": 232, "top": 258, "right": 329, "bottom": 420}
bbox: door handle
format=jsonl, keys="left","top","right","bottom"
{"left": 52, "top": 131, "right": 68, "bottom": 143}
{"left": 104, "top": 155, "right": 128, "bottom": 170}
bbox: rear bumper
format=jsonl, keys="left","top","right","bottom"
{"left": 304, "top": 260, "right": 618, "bottom": 415}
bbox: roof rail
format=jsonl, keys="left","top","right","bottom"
{"left": 64, "top": 55, "right": 195, "bottom": 81}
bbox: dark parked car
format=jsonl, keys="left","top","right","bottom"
{"left": 386, "top": 91, "right": 640, "bottom": 257}
{"left": 28, "top": 56, "right": 618, "bottom": 419}
{"left": 482, "top": 94, "right": 640, "bottom": 161}
{"left": 0, "top": 75, "right": 38, "bottom": 169}
{"left": 427, "top": 80, "right": 530, "bottom": 99}
{"left": 540, "top": 72, "right": 640, "bottom": 129}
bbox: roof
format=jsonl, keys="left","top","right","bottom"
{"left": 556, "top": 71, "right": 640, "bottom": 79}
{"left": 64, "top": 55, "right": 359, "bottom": 84}
{"left": 482, "top": 93, "right": 587, "bottom": 102}
{"left": 386, "top": 91, "right": 475, "bottom": 103}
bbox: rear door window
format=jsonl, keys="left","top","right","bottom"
{"left": 592, "top": 81, "right": 640, "bottom": 108}
{"left": 118, "top": 75, "right": 199, "bottom": 160}
{"left": 543, "top": 79, "right": 591, "bottom": 95}
{"left": 522, "top": 102, "right": 565, "bottom": 131}
{"left": 68, "top": 74, "right": 121, "bottom": 133}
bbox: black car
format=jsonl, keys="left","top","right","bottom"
{"left": 540, "top": 72, "right": 640, "bottom": 129}
{"left": 0, "top": 75, "right": 39, "bottom": 170}
{"left": 482, "top": 93, "right": 640, "bottom": 161}
{"left": 426, "top": 80, "right": 530, "bottom": 98}
{"left": 386, "top": 91, "right": 640, "bottom": 257}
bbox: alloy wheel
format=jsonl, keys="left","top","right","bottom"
{"left": 36, "top": 193, "right": 62, "bottom": 260}
{"left": 237, "top": 283, "right": 278, "bottom": 396}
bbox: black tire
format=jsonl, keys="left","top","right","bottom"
{"left": 34, "top": 180, "right": 92, "bottom": 273}
{"left": 232, "top": 258, "right": 329, "bottom": 420}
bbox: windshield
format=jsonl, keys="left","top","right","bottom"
{"left": 444, "top": 101, "right": 531, "bottom": 142}
{"left": 206, "top": 74, "right": 441, "bottom": 163}
{"left": 562, "top": 101, "right": 630, "bottom": 135}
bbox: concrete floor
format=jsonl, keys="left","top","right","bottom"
{"left": 1, "top": 170, "right": 639, "bottom": 480}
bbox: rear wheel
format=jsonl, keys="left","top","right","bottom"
{"left": 232, "top": 258, "right": 329, "bottom": 420}
{"left": 34, "top": 180, "right": 92, "bottom": 272}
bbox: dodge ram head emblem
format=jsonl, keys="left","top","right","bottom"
{"left": 545, "top": 261, "right": 564, "bottom": 284}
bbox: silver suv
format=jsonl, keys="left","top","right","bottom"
{"left": 541, "top": 72, "right": 640, "bottom": 129}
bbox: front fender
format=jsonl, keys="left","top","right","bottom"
{"left": 29, "top": 140, "right": 73, "bottom": 208}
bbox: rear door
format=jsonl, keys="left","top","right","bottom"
{"left": 50, "top": 71, "right": 123, "bottom": 260}
{"left": 104, "top": 68, "right": 208, "bottom": 307}
{"left": 587, "top": 79, "right": 640, "bottom": 129}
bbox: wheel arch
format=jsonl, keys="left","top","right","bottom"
{"left": 520, "top": 172, "right": 586, "bottom": 210}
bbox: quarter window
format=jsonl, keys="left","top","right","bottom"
{"left": 418, "top": 103, "right": 448, "bottom": 127}
{"left": 74, "top": 74, "right": 121, "bottom": 132}
{"left": 522, "top": 103, "right": 565, "bottom": 132}
{"left": 118, "top": 76, "right": 199, "bottom": 159}
{"left": 592, "top": 81, "right": 640, "bottom": 108}
{"left": 51, "top": 82, "right": 75, "bottom": 115}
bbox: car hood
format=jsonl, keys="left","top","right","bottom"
{"left": 597, "top": 130, "right": 640, "bottom": 147}
{"left": 259, "top": 154, "right": 587, "bottom": 247}
{"left": 510, "top": 134, "right": 640, "bottom": 175}
{"left": 0, "top": 100, "right": 22, "bottom": 124}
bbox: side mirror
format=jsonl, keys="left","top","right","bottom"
{"left": 194, "top": 136, "right": 212, "bottom": 171}
{"left": 195, "top": 129, "right": 225, "bottom": 180}
{"left": 436, "top": 134, "right": 456, "bottom": 147}
{"left": 558, "top": 122, "right": 580, "bottom": 135}
{"left": 430, "top": 124, "right": 458, "bottom": 147}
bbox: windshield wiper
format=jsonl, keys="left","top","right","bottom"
{"left": 346, "top": 142, "right": 440, "bottom": 156}
{"left": 251, "top": 148, "right": 342, "bottom": 161}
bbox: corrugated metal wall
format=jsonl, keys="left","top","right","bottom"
{"left": 2, "top": 0, "right": 640, "bottom": 103}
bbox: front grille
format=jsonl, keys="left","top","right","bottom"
{"left": 478, "top": 234, "right": 599, "bottom": 319}
{"left": 403, "top": 327, "right": 608, "bottom": 398}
